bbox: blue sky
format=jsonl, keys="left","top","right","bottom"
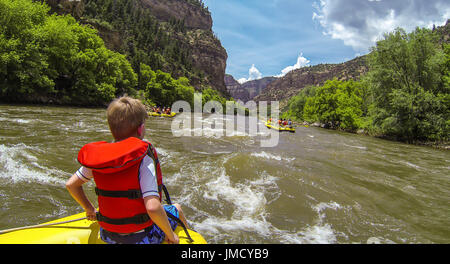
{"left": 202, "top": 0, "right": 450, "bottom": 83}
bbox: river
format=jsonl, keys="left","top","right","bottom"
{"left": 0, "top": 104, "right": 449, "bottom": 244}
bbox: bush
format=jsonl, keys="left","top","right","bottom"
{"left": 367, "top": 27, "right": 448, "bottom": 142}
{"left": 0, "top": 0, "right": 137, "bottom": 105}
{"left": 303, "top": 79, "right": 364, "bottom": 131}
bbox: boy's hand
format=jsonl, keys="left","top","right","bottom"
{"left": 144, "top": 196, "right": 180, "bottom": 244}
{"left": 66, "top": 173, "right": 96, "bottom": 221}
{"left": 85, "top": 207, "right": 97, "bottom": 221}
{"left": 165, "top": 233, "right": 179, "bottom": 244}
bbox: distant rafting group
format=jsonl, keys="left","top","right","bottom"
{"left": 265, "top": 118, "right": 296, "bottom": 133}
{"left": 148, "top": 106, "right": 176, "bottom": 117}
{"left": 269, "top": 118, "right": 293, "bottom": 128}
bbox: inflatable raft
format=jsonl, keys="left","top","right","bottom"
{"left": 148, "top": 112, "right": 177, "bottom": 118}
{"left": 264, "top": 121, "right": 296, "bottom": 133}
{"left": 0, "top": 212, "right": 206, "bottom": 244}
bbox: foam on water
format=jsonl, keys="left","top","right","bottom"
{"left": 153, "top": 146, "right": 171, "bottom": 160}
{"left": 193, "top": 205, "right": 341, "bottom": 244}
{"left": 2, "top": 105, "right": 449, "bottom": 243}
{"left": 0, "top": 117, "right": 32, "bottom": 124}
{"left": 176, "top": 154, "right": 273, "bottom": 241}
{"left": 251, "top": 151, "right": 295, "bottom": 162}
{"left": 342, "top": 143, "right": 367, "bottom": 150}
{"left": 259, "top": 201, "right": 345, "bottom": 244}
{"left": 276, "top": 202, "right": 341, "bottom": 243}
{"left": 182, "top": 154, "right": 340, "bottom": 244}
{"left": 196, "top": 215, "right": 272, "bottom": 238}
{"left": 0, "top": 144, "right": 66, "bottom": 186}
{"left": 400, "top": 161, "right": 423, "bottom": 171}
{"left": 289, "top": 201, "right": 345, "bottom": 244}
{"left": 296, "top": 224, "right": 337, "bottom": 244}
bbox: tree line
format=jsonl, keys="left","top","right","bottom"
{"left": 81, "top": 0, "right": 208, "bottom": 91}
{"left": 283, "top": 27, "right": 449, "bottom": 143}
{"left": 0, "top": 0, "right": 136, "bottom": 105}
{"left": 0, "top": 0, "right": 228, "bottom": 108}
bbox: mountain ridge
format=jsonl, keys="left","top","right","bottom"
{"left": 253, "top": 55, "right": 369, "bottom": 108}
{"left": 231, "top": 20, "right": 450, "bottom": 109}
{"left": 225, "top": 75, "right": 278, "bottom": 102}
{"left": 45, "top": 0, "right": 229, "bottom": 96}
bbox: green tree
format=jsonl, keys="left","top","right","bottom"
{"left": 201, "top": 87, "right": 227, "bottom": 110}
{"left": 0, "top": 0, "right": 53, "bottom": 99}
{"left": 0, "top": 0, "right": 137, "bottom": 105}
{"left": 367, "top": 27, "right": 448, "bottom": 142}
{"left": 303, "top": 79, "right": 363, "bottom": 131}
{"left": 175, "top": 77, "right": 195, "bottom": 105}
{"left": 282, "top": 85, "right": 317, "bottom": 121}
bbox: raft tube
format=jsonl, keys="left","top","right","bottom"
{"left": 148, "top": 112, "right": 177, "bottom": 118}
{"left": 265, "top": 121, "right": 296, "bottom": 133}
{"left": 0, "top": 212, "right": 206, "bottom": 244}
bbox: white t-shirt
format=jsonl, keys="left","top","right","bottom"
{"left": 76, "top": 155, "right": 159, "bottom": 198}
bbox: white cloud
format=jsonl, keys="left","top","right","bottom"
{"left": 275, "top": 53, "right": 310, "bottom": 78}
{"left": 313, "top": 0, "right": 450, "bottom": 51}
{"left": 237, "top": 64, "right": 263, "bottom": 84}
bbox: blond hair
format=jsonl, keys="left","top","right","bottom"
{"left": 106, "top": 96, "right": 147, "bottom": 141}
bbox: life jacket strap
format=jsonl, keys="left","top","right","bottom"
{"left": 159, "top": 184, "right": 172, "bottom": 205}
{"left": 95, "top": 187, "right": 142, "bottom": 200}
{"left": 146, "top": 143, "right": 159, "bottom": 164}
{"left": 165, "top": 210, "right": 194, "bottom": 243}
{"left": 96, "top": 212, "right": 150, "bottom": 225}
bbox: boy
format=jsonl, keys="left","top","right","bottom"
{"left": 65, "top": 96, "right": 188, "bottom": 244}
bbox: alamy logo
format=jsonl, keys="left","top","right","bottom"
{"left": 170, "top": 93, "right": 280, "bottom": 147}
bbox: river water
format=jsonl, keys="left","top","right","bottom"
{"left": 0, "top": 104, "right": 449, "bottom": 244}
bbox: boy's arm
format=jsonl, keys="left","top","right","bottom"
{"left": 65, "top": 173, "right": 96, "bottom": 220}
{"left": 144, "top": 195, "right": 179, "bottom": 244}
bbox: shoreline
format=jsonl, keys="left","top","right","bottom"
{"left": 0, "top": 101, "right": 107, "bottom": 109}
{"left": 292, "top": 121, "right": 449, "bottom": 150}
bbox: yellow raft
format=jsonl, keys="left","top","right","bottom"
{"left": 148, "top": 112, "right": 177, "bottom": 118}
{"left": 264, "top": 121, "right": 296, "bottom": 133}
{"left": 0, "top": 212, "right": 206, "bottom": 244}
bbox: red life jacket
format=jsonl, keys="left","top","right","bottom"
{"left": 77, "top": 137, "right": 164, "bottom": 233}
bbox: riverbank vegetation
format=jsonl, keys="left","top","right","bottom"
{"left": 80, "top": 0, "right": 203, "bottom": 88}
{"left": 0, "top": 0, "right": 229, "bottom": 109}
{"left": 139, "top": 63, "right": 229, "bottom": 110}
{"left": 0, "top": 0, "right": 137, "bottom": 105}
{"left": 283, "top": 27, "right": 449, "bottom": 145}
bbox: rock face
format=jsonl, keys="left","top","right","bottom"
{"left": 139, "top": 0, "right": 229, "bottom": 95}
{"left": 434, "top": 19, "right": 450, "bottom": 43}
{"left": 224, "top": 74, "right": 250, "bottom": 102}
{"left": 225, "top": 75, "right": 278, "bottom": 102}
{"left": 184, "top": 29, "right": 228, "bottom": 95}
{"left": 45, "top": 0, "right": 229, "bottom": 96}
{"left": 254, "top": 20, "right": 450, "bottom": 108}
{"left": 254, "top": 56, "right": 369, "bottom": 107}
{"left": 242, "top": 77, "right": 278, "bottom": 100}
{"left": 140, "top": 0, "right": 212, "bottom": 30}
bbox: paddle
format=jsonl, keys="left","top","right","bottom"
{"left": 0, "top": 217, "right": 87, "bottom": 235}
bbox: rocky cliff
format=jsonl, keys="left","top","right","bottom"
{"left": 434, "top": 19, "right": 450, "bottom": 43}
{"left": 224, "top": 74, "right": 250, "bottom": 102}
{"left": 225, "top": 75, "right": 278, "bottom": 102}
{"left": 254, "top": 56, "right": 368, "bottom": 108}
{"left": 242, "top": 77, "right": 278, "bottom": 100}
{"left": 45, "top": 0, "right": 229, "bottom": 96}
{"left": 140, "top": 0, "right": 211, "bottom": 30}
{"left": 254, "top": 21, "right": 450, "bottom": 108}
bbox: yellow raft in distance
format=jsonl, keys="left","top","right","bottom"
{"left": 264, "top": 121, "right": 296, "bottom": 133}
{"left": 0, "top": 212, "right": 206, "bottom": 244}
{"left": 148, "top": 112, "right": 177, "bottom": 118}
